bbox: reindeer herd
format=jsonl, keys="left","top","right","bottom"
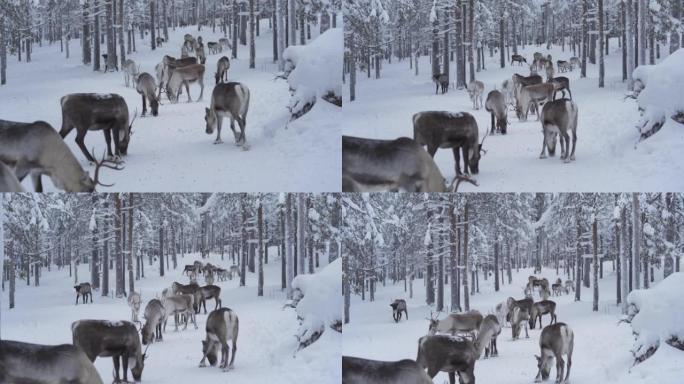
{"left": 0, "top": 260, "right": 241, "bottom": 383}
{"left": 342, "top": 50, "right": 581, "bottom": 193}
{"left": 343, "top": 273, "right": 576, "bottom": 384}
{"left": 0, "top": 32, "right": 250, "bottom": 193}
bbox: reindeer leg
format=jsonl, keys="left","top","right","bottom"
{"left": 228, "top": 338, "right": 237, "bottom": 369}
{"left": 141, "top": 95, "right": 147, "bottom": 117}
{"left": 540, "top": 133, "right": 548, "bottom": 159}
{"left": 570, "top": 129, "right": 577, "bottom": 161}
{"left": 220, "top": 342, "right": 229, "bottom": 370}
{"left": 122, "top": 353, "right": 129, "bottom": 382}
{"left": 113, "top": 356, "right": 121, "bottom": 383}
{"left": 75, "top": 129, "right": 96, "bottom": 163}
{"left": 448, "top": 372, "right": 456, "bottom": 384}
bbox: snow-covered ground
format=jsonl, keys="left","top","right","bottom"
{"left": 0, "top": 22, "right": 341, "bottom": 192}
{"left": 342, "top": 42, "right": 684, "bottom": 192}
{"left": 342, "top": 264, "right": 684, "bottom": 384}
{"left": 0, "top": 250, "right": 340, "bottom": 383}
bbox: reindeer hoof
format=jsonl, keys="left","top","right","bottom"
{"left": 570, "top": 155, "right": 576, "bottom": 161}
{"left": 214, "top": 139, "right": 223, "bottom": 144}
{"left": 540, "top": 154, "right": 547, "bottom": 159}
{"left": 241, "top": 144, "right": 250, "bottom": 151}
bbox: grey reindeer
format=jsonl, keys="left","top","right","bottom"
{"left": 0, "top": 340, "right": 104, "bottom": 384}
{"left": 390, "top": 299, "right": 408, "bottom": 322}
{"left": 485, "top": 90, "right": 508, "bottom": 134}
{"left": 539, "top": 99, "right": 578, "bottom": 163}
{"left": 141, "top": 298, "right": 166, "bottom": 344}
{"left": 204, "top": 82, "right": 250, "bottom": 148}
{"left": 342, "top": 136, "right": 447, "bottom": 193}
{"left": 72, "top": 320, "right": 147, "bottom": 384}
{"left": 342, "top": 356, "right": 433, "bottom": 384}
{"left": 535, "top": 323, "right": 574, "bottom": 384}
{"left": 136, "top": 72, "right": 161, "bottom": 117}
{"left": 0, "top": 119, "right": 120, "bottom": 192}
{"left": 199, "top": 308, "right": 239, "bottom": 372}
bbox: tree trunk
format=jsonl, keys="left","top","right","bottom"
{"left": 626, "top": 0, "right": 634, "bottom": 90}
{"left": 102, "top": 200, "right": 109, "bottom": 296}
{"left": 241, "top": 195, "right": 247, "bottom": 286}
{"left": 281, "top": 205, "right": 286, "bottom": 289}
{"left": 118, "top": 0, "right": 125, "bottom": 67}
{"left": 598, "top": 0, "right": 605, "bottom": 87}
{"left": 592, "top": 217, "right": 599, "bottom": 311}
{"left": 82, "top": 3, "right": 91, "bottom": 65}
{"left": 93, "top": 1, "right": 101, "bottom": 71}
{"left": 285, "top": 194, "right": 295, "bottom": 299}
{"left": 494, "top": 236, "right": 500, "bottom": 291}
{"left": 91, "top": 196, "right": 100, "bottom": 290}
{"left": 128, "top": 193, "right": 134, "bottom": 293}
{"left": 581, "top": 0, "right": 588, "bottom": 78}
{"left": 232, "top": 0, "right": 238, "bottom": 59}
{"left": 297, "top": 194, "right": 307, "bottom": 275}
{"left": 463, "top": 200, "right": 470, "bottom": 311}
{"left": 632, "top": 194, "right": 640, "bottom": 290}
{"left": 159, "top": 215, "right": 165, "bottom": 277}
{"left": 106, "top": 0, "right": 116, "bottom": 71}
{"left": 288, "top": 0, "right": 296, "bottom": 48}
{"left": 257, "top": 199, "right": 264, "bottom": 296}
{"left": 468, "top": 0, "right": 475, "bottom": 82}
{"left": 449, "top": 198, "right": 459, "bottom": 311}
{"left": 620, "top": 205, "right": 629, "bottom": 314}
{"left": 575, "top": 204, "right": 582, "bottom": 301}
{"left": 150, "top": 0, "right": 157, "bottom": 50}
{"left": 638, "top": 0, "right": 646, "bottom": 65}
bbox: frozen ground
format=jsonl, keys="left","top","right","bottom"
{"left": 0, "top": 22, "right": 341, "bottom": 192}
{"left": 342, "top": 264, "right": 684, "bottom": 384}
{"left": 0, "top": 250, "right": 340, "bottom": 383}
{"left": 342, "top": 41, "right": 684, "bottom": 192}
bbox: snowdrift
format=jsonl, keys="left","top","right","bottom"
{"left": 631, "top": 49, "right": 684, "bottom": 141}
{"left": 283, "top": 28, "right": 342, "bottom": 119}
{"left": 290, "top": 258, "right": 342, "bottom": 350}
{"left": 626, "top": 272, "right": 684, "bottom": 364}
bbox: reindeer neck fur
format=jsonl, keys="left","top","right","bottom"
{"left": 473, "top": 324, "right": 495, "bottom": 359}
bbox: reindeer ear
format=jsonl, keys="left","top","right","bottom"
{"left": 535, "top": 355, "right": 541, "bottom": 362}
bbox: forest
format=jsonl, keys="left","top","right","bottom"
{"left": 342, "top": 193, "right": 684, "bottom": 384}
{"left": 0, "top": 193, "right": 342, "bottom": 383}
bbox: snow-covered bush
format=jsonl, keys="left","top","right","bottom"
{"left": 625, "top": 272, "right": 684, "bottom": 364}
{"left": 631, "top": 49, "right": 684, "bottom": 141}
{"left": 288, "top": 258, "right": 342, "bottom": 350}
{"left": 282, "top": 28, "right": 342, "bottom": 120}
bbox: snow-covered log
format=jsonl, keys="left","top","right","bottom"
{"left": 282, "top": 28, "right": 342, "bottom": 120}
{"left": 625, "top": 272, "right": 684, "bottom": 365}
{"left": 631, "top": 49, "right": 684, "bottom": 142}
{"left": 287, "top": 258, "right": 342, "bottom": 351}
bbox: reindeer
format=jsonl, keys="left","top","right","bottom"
{"left": 0, "top": 120, "right": 120, "bottom": 192}
{"left": 545, "top": 61, "right": 555, "bottom": 81}
{"left": 207, "top": 42, "right": 220, "bottom": 54}
{"left": 342, "top": 136, "right": 447, "bottom": 192}
{"left": 508, "top": 297, "right": 533, "bottom": 339}
{"left": 539, "top": 99, "right": 578, "bottom": 162}
{"left": 551, "top": 279, "right": 563, "bottom": 296}
{"left": 162, "top": 294, "right": 198, "bottom": 331}
{"left": 564, "top": 280, "right": 574, "bottom": 294}
{"left": 427, "top": 310, "right": 483, "bottom": 339}
{"left": 501, "top": 78, "right": 516, "bottom": 106}
{"left": 134, "top": 72, "right": 161, "bottom": 118}
{"left": 205, "top": 272, "right": 215, "bottom": 285}
{"left": 193, "top": 260, "right": 204, "bottom": 272}
{"left": 495, "top": 297, "right": 515, "bottom": 327}
{"left": 0, "top": 161, "right": 24, "bottom": 192}
{"left": 569, "top": 57, "right": 580, "bottom": 70}
{"left": 171, "top": 281, "right": 202, "bottom": 312}
{"left": 219, "top": 38, "right": 231, "bottom": 51}
{"left": 128, "top": 291, "right": 142, "bottom": 323}
{"left": 166, "top": 64, "right": 205, "bottom": 103}
{"left": 74, "top": 283, "right": 93, "bottom": 305}
{"left": 342, "top": 356, "right": 433, "bottom": 384}
{"left": 0, "top": 340, "right": 104, "bottom": 384}
{"left": 122, "top": 59, "right": 139, "bottom": 87}
{"left": 156, "top": 36, "right": 165, "bottom": 47}
{"left": 199, "top": 308, "right": 239, "bottom": 371}
{"left": 480, "top": 315, "right": 502, "bottom": 358}
{"left": 196, "top": 42, "right": 207, "bottom": 64}
{"left": 511, "top": 54, "right": 527, "bottom": 66}
{"left": 413, "top": 111, "right": 485, "bottom": 176}
{"left": 549, "top": 76, "right": 572, "bottom": 100}
{"left": 204, "top": 82, "right": 250, "bottom": 148}
{"left": 156, "top": 55, "right": 198, "bottom": 99}
{"left": 485, "top": 90, "right": 508, "bottom": 134}
{"left": 556, "top": 60, "right": 570, "bottom": 73}
{"left": 184, "top": 264, "right": 198, "bottom": 275}
{"left": 530, "top": 300, "right": 557, "bottom": 329}
{"left": 415, "top": 325, "right": 496, "bottom": 384}
{"left": 199, "top": 285, "right": 222, "bottom": 314}
{"left": 432, "top": 73, "right": 449, "bottom": 94}
{"left": 533, "top": 52, "right": 543, "bottom": 63}
{"left": 516, "top": 83, "right": 555, "bottom": 121}
{"left": 59, "top": 93, "right": 135, "bottom": 162}
{"left": 228, "top": 265, "right": 240, "bottom": 280}
{"left": 535, "top": 323, "right": 574, "bottom": 384}
{"left": 390, "top": 299, "right": 408, "bottom": 322}
{"left": 141, "top": 298, "right": 166, "bottom": 344}
{"left": 71, "top": 320, "right": 147, "bottom": 383}
{"left": 512, "top": 73, "right": 543, "bottom": 102}
{"left": 215, "top": 56, "right": 230, "bottom": 84}
{"left": 466, "top": 80, "right": 485, "bottom": 110}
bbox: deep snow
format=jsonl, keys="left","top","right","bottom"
{"left": 342, "top": 42, "right": 684, "bottom": 192}
{"left": 0, "top": 21, "right": 341, "bottom": 192}
{"left": 0, "top": 250, "right": 341, "bottom": 383}
{"left": 342, "top": 264, "right": 684, "bottom": 384}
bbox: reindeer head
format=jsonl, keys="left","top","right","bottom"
{"left": 535, "top": 354, "right": 553, "bottom": 381}
{"left": 204, "top": 108, "right": 217, "bottom": 135}
{"left": 544, "top": 128, "right": 559, "bottom": 157}
{"left": 202, "top": 339, "right": 219, "bottom": 366}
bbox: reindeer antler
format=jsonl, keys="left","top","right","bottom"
{"left": 479, "top": 130, "right": 489, "bottom": 154}
{"left": 448, "top": 175, "right": 479, "bottom": 192}
{"left": 91, "top": 149, "right": 124, "bottom": 188}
